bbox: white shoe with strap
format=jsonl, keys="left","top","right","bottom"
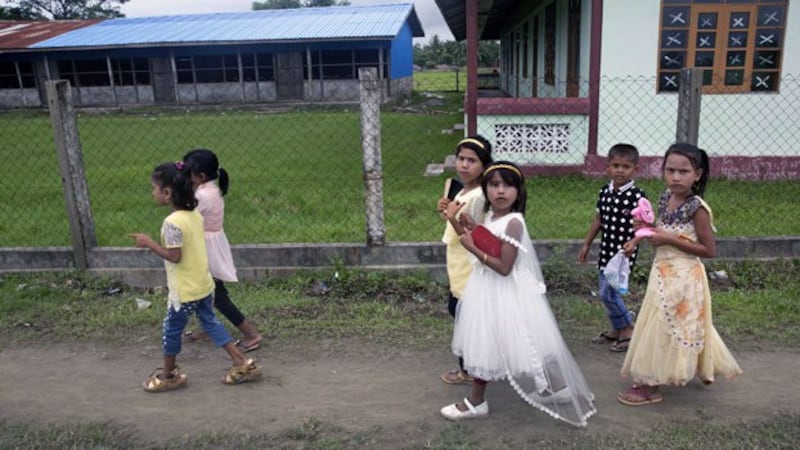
{"left": 440, "top": 397, "right": 489, "bottom": 420}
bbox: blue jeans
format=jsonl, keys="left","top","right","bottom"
{"left": 598, "top": 271, "right": 634, "bottom": 330}
{"left": 162, "top": 294, "right": 234, "bottom": 356}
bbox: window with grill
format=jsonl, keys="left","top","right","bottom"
{"left": 0, "top": 61, "right": 36, "bottom": 89}
{"left": 110, "top": 58, "right": 150, "bottom": 86}
{"left": 307, "top": 49, "right": 386, "bottom": 80}
{"left": 658, "top": 0, "right": 787, "bottom": 93}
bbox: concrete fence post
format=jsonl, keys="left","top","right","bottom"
{"left": 676, "top": 67, "right": 703, "bottom": 145}
{"left": 358, "top": 67, "right": 386, "bottom": 246}
{"left": 46, "top": 80, "right": 97, "bottom": 269}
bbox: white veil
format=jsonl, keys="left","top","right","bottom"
{"left": 494, "top": 215, "right": 597, "bottom": 427}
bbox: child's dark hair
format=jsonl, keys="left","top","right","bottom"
{"left": 183, "top": 148, "right": 230, "bottom": 196}
{"left": 456, "top": 135, "right": 493, "bottom": 168}
{"left": 481, "top": 161, "right": 527, "bottom": 214}
{"left": 663, "top": 142, "right": 710, "bottom": 197}
{"left": 152, "top": 161, "right": 197, "bottom": 210}
{"left": 608, "top": 143, "right": 640, "bottom": 164}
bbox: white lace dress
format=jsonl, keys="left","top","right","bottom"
{"left": 452, "top": 212, "right": 596, "bottom": 427}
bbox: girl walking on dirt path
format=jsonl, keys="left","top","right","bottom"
{"left": 130, "top": 161, "right": 261, "bottom": 393}
{"left": 618, "top": 143, "right": 742, "bottom": 406}
{"left": 440, "top": 162, "right": 596, "bottom": 427}
{"left": 182, "top": 149, "right": 264, "bottom": 353}
{"left": 437, "top": 136, "right": 493, "bottom": 385}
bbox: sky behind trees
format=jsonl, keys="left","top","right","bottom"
{"left": 119, "top": 0, "right": 455, "bottom": 44}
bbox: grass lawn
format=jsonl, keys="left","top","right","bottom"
{"left": 2, "top": 98, "right": 799, "bottom": 248}
{"left": 412, "top": 68, "right": 500, "bottom": 92}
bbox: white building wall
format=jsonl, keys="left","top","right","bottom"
{"left": 598, "top": 0, "right": 800, "bottom": 157}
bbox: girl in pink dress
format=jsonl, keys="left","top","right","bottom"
{"left": 183, "top": 149, "right": 263, "bottom": 352}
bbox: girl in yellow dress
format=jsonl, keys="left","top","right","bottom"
{"left": 437, "top": 136, "right": 493, "bottom": 384}
{"left": 618, "top": 143, "right": 742, "bottom": 406}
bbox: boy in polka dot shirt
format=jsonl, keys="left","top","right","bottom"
{"left": 578, "top": 144, "right": 647, "bottom": 352}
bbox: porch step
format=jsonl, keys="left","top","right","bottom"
{"left": 440, "top": 123, "right": 465, "bottom": 134}
{"left": 424, "top": 154, "right": 456, "bottom": 177}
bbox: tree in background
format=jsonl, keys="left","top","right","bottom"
{"left": 1, "top": 3, "right": 42, "bottom": 19}
{"left": 252, "top": 0, "right": 300, "bottom": 8}
{"left": 253, "top": 0, "right": 349, "bottom": 9}
{"left": 0, "top": 0, "right": 128, "bottom": 19}
{"left": 305, "top": 0, "right": 350, "bottom": 5}
{"left": 414, "top": 38, "right": 499, "bottom": 70}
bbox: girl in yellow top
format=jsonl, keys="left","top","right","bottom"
{"left": 130, "top": 161, "right": 261, "bottom": 392}
{"left": 437, "top": 135, "right": 493, "bottom": 384}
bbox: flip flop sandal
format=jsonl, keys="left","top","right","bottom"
{"left": 591, "top": 331, "right": 618, "bottom": 344}
{"left": 235, "top": 339, "right": 262, "bottom": 353}
{"left": 143, "top": 366, "right": 187, "bottom": 393}
{"left": 617, "top": 385, "right": 663, "bottom": 406}
{"left": 610, "top": 338, "right": 631, "bottom": 352}
{"left": 223, "top": 358, "right": 262, "bottom": 385}
{"left": 441, "top": 370, "right": 473, "bottom": 385}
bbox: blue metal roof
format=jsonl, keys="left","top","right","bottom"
{"left": 30, "top": 3, "right": 424, "bottom": 49}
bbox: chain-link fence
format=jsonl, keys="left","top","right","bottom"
{"left": 2, "top": 72, "right": 799, "bottom": 250}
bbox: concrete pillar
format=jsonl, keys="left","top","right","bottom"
{"left": 358, "top": 67, "right": 385, "bottom": 246}
{"left": 46, "top": 80, "right": 97, "bottom": 269}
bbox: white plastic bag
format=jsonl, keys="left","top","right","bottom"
{"left": 603, "top": 251, "right": 631, "bottom": 295}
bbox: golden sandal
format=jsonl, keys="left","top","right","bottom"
{"left": 143, "top": 366, "right": 187, "bottom": 393}
{"left": 223, "top": 358, "right": 262, "bottom": 385}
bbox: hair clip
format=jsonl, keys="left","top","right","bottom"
{"left": 458, "top": 138, "right": 486, "bottom": 151}
{"left": 175, "top": 161, "right": 185, "bottom": 170}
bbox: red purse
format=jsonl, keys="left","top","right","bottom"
{"left": 471, "top": 225, "right": 502, "bottom": 258}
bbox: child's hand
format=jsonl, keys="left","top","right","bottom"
{"left": 647, "top": 228, "right": 672, "bottom": 247}
{"left": 577, "top": 244, "right": 589, "bottom": 263}
{"left": 459, "top": 230, "right": 474, "bottom": 249}
{"left": 444, "top": 200, "right": 464, "bottom": 221}
{"left": 459, "top": 213, "right": 476, "bottom": 231}
{"left": 129, "top": 233, "right": 156, "bottom": 249}
{"left": 437, "top": 198, "right": 450, "bottom": 217}
{"left": 622, "top": 238, "right": 640, "bottom": 256}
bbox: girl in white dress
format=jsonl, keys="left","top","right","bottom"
{"left": 183, "top": 149, "right": 263, "bottom": 352}
{"left": 440, "top": 161, "right": 597, "bottom": 427}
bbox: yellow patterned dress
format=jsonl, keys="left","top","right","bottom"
{"left": 621, "top": 191, "right": 742, "bottom": 386}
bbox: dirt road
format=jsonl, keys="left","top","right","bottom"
{"left": 1, "top": 339, "right": 797, "bottom": 445}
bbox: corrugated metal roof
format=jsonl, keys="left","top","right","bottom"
{"left": 29, "top": 3, "right": 423, "bottom": 49}
{"left": 0, "top": 20, "right": 99, "bottom": 49}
